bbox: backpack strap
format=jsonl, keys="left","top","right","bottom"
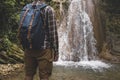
{"left": 17, "top": 8, "right": 29, "bottom": 39}
{"left": 17, "top": 4, "right": 31, "bottom": 39}
{"left": 27, "top": 10, "right": 36, "bottom": 49}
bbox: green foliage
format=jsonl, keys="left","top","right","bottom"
{"left": 0, "top": 0, "right": 16, "bottom": 33}
{"left": 0, "top": 36, "right": 12, "bottom": 51}
{"left": 100, "top": 0, "right": 120, "bottom": 35}
{"left": 0, "top": 36, "right": 24, "bottom": 63}
{"left": 101, "top": 0, "right": 120, "bottom": 6}
{"left": 49, "top": 1, "right": 69, "bottom": 21}
{"left": 0, "top": 0, "right": 31, "bottom": 39}
{"left": 49, "top": 1, "right": 60, "bottom": 19}
{"left": 107, "top": 17, "right": 120, "bottom": 34}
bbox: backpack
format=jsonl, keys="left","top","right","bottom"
{"left": 17, "top": 3, "right": 47, "bottom": 50}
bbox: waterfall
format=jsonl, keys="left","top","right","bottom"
{"left": 59, "top": 0, "right": 97, "bottom": 61}
{"left": 55, "top": 0, "right": 111, "bottom": 69}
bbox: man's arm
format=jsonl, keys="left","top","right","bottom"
{"left": 47, "top": 7, "right": 59, "bottom": 61}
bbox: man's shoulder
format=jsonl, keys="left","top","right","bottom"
{"left": 45, "top": 5, "right": 54, "bottom": 13}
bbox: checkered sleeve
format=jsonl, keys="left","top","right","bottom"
{"left": 47, "top": 7, "right": 59, "bottom": 55}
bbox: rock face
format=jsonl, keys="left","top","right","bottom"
{"left": 85, "top": 0, "right": 105, "bottom": 52}
{"left": 98, "top": 0, "right": 120, "bottom": 55}
{"left": 84, "top": 0, "right": 120, "bottom": 56}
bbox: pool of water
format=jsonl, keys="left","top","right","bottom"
{"left": 51, "top": 63, "right": 120, "bottom": 80}
{"left": 2, "top": 63, "right": 120, "bottom": 80}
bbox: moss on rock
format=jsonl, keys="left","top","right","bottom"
{"left": 0, "top": 37, "right": 24, "bottom": 64}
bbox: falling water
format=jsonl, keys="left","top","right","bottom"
{"left": 59, "top": 0, "right": 97, "bottom": 61}
{"left": 55, "top": 0, "right": 111, "bottom": 69}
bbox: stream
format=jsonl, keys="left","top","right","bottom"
{"left": 1, "top": 63, "right": 120, "bottom": 80}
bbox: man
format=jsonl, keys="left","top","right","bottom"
{"left": 23, "top": 0, "right": 59, "bottom": 80}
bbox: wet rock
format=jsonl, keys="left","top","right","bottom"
{"left": 0, "top": 51, "right": 8, "bottom": 63}
{"left": 0, "top": 37, "right": 24, "bottom": 64}
{"left": 111, "top": 35, "right": 120, "bottom": 56}
{"left": 0, "top": 64, "right": 24, "bottom": 79}
{"left": 99, "top": 0, "right": 120, "bottom": 55}
{"left": 99, "top": 43, "right": 120, "bottom": 63}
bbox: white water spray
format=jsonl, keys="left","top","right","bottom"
{"left": 55, "top": 0, "right": 111, "bottom": 69}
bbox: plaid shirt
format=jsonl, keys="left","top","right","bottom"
{"left": 42, "top": 6, "right": 59, "bottom": 55}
